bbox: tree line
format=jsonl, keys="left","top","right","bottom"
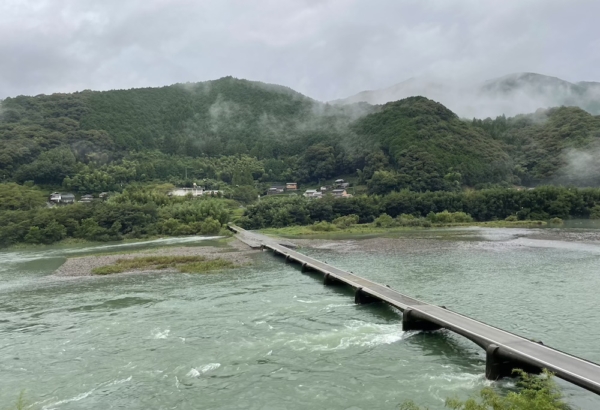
{"left": 238, "top": 186, "right": 600, "bottom": 229}
{"left": 0, "top": 184, "right": 231, "bottom": 247}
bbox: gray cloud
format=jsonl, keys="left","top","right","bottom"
{"left": 1, "top": 0, "right": 599, "bottom": 106}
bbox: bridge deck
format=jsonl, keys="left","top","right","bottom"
{"left": 229, "top": 225, "right": 600, "bottom": 395}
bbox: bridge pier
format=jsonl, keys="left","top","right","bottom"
{"left": 486, "top": 344, "right": 521, "bottom": 380}
{"left": 355, "top": 288, "right": 378, "bottom": 304}
{"left": 485, "top": 344, "right": 542, "bottom": 380}
{"left": 402, "top": 308, "right": 442, "bottom": 331}
{"left": 323, "top": 273, "right": 341, "bottom": 286}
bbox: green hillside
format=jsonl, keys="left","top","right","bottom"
{"left": 351, "top": 97, "right": 511, "bottom": 191}
{"left": 0, "top": 77, "right": 353, "bottom": 160}
{"left": 2, "top": 77, "right": 599, "bottom": 193}
{"left": 472, "top": 106, "right": 600, "bottom": 185}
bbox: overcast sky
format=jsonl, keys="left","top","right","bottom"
{"left": 1, "top": 0, "right": 599, "bottom": 101}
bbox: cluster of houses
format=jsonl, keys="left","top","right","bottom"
{"left": 267, "top": 179, "right": 352, "bottom": 199}
{"left": 304, "top": 179, "right": 352, "bottom": 199}
{"left": 266, "top": 182, "right": 297, "bottom": 195}
{"left": 48, "top": 192, "right": 108, "bottom": 205}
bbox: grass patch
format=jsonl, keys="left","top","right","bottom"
{"left": 92, "top": 256, "right": 235, "bottom": 275}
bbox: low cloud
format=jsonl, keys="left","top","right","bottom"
{"left": 557, "top": 146, "right": 600, "bottom": 186}
{"left": 0, "top": 0, "right": 599, "bottom": 110}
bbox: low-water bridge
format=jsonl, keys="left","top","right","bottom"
{"left": 228, "top": 225, "right": 600, "bottom": 395}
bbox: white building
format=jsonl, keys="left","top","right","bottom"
{"left": 168, "top": 187, "right": 205, "bottom": 197}
{"left": 304, "top": 189, "right": 322, "bottom": 199}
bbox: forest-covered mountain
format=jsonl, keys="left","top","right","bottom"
{"left": 333, "top": 73, "right": 600, "bottom": 118}
{"left": 1, "top": 76, "right": 599, "bottom": 194}
{"left": 472, "top": 106, "right": 600, "bottom": 186}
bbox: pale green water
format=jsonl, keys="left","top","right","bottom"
{"left": 1, "top": 229, "right": 600, "bottom": 409}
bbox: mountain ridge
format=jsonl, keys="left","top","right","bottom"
{"left": 332, "top": 72, "right": 600, "bottom": 118}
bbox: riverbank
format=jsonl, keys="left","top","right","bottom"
{"left": 53, "top": 239, "right": 256, "bottom": 277}
{"left": 259, "top": 220, "right": 547, "bottom": 237}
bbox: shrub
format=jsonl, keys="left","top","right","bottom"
{"left": 451, "top": 212, "right": 474, "bottom": 223}
{"left": 401, "top": 370, "right": 567, "bottom": 410}
{"left": 590, "top": 205, "right": 600, "bottom": 219}
{"left": 333, "top": 214, "right": 359, "bottom": 228}
{"left": 549, "top": 217, "right": 564, "bottom": 225}
{"left": 374, "top": 213, "right": 395, "bottom": 228}
{"left": 505, "top": 214, "right": 518, "bottom": 221}
{"left": 200, "top": 217, "right": 222, "bottom": 235}
{"left": 396, "top": 214, "right": 431, "bottom": 227}
{"left": 310, "top": 221, "right": 338, "bottom": 232}
{"left": 427, "top": 210, "right": 474, "bottom": 224}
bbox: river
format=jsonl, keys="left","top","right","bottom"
{"left": 1, "top": 227, "right": 599, "bottom": 409}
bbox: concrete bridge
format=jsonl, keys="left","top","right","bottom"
{"left": 228, "top": 225, "right": 600, "bottom": 395}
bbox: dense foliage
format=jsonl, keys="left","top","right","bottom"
{"left": 0, "top": 77, "right": 372, "bottom": 188}
{"left": 353, "top": 97, "right": 511, "bottom": 191}
{"left": 472, "top": 106, "right": 600, "bottom": 186}
{"left": 5, "top": 76, "right": 598, "bottom": 197}
{"left": 0, "top": 184, "right": 231, "bottom": 247}
{"left": 239, "top": 186, "right": 600, "bottom": 229}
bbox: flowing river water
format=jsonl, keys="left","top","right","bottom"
{"left": 1, "top": 227, "right": 600, "bottom": 409}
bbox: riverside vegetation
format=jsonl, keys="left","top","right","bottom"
{"left": 0, "top": 183, "right": 231, "bottom": 247}
{"left": 238, "top": 186, "right": 600, "bottom": 230}
{"left": 2, "top": 183, "right": 600, "bottom": 247}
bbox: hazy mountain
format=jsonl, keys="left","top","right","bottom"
{"left": 333, "top": 73, "right": 600, "bottom": 118}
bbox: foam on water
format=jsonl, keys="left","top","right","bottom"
{"left": 42, "top": 388, "right": 96, "bottom": 410}
{"left": 186, "top": 363, "right": 221, "bottom": 378}
{"left": 283, "top": 320, "right": 405, "bottom": 352}
{"left": 512, "top": 237, "right": 600, "bottom": 253}
{"left": 152, "top": 328, "right": 170, "bottom": 339}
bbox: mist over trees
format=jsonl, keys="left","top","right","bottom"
{"left": 1, "top": 75, "right": 599, "bottom": 198}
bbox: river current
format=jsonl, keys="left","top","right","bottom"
{"left": 1, "top": 227, "right": 599, "bottom": 409}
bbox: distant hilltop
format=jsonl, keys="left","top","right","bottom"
{"left": 331, "top": 72, "right": 600, "bottom": 118}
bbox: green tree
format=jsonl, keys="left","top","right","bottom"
{"left": 0, "top": 183, "right": 46, "bottom": 211}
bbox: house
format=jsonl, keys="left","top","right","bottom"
{"left": 99, "top": 192, "right": 109, "bottom": 200}
{"left": 79, "top": 194, "right": 94, "bottom": 203}
{"left": 60, "top": 193, "right": 76, "bottom": 204}
{"left": 331, "top": 189, "right": 352, "bottom": 198}
{"left": 286, "top": 182, "right": 298, "bottom": 191}
{"left": 334, "top": 179, "right": 350, "bottom": 189}
{"left": 267, "top": 185, "right": 285, "bottom": 195}
{"left": 320, "top": 186, "right": 328, "bottom": 192}
{"left": 303, "top": 189, "right": 322, "bottom": 199}
{"left": 168, "top": 186, "right": 205, "bottom": 197}
{"left": 49, "top": 192, "right": 75, "bottom": 204}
